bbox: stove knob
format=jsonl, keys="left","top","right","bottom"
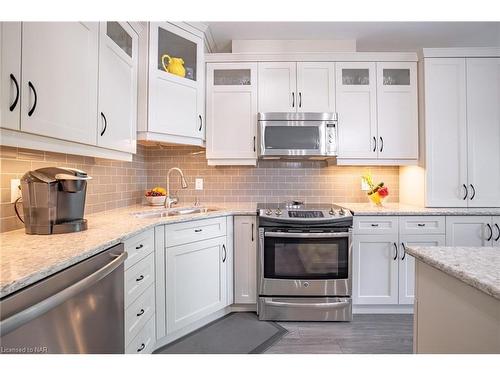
{"left": 265, "top": 209, "right": 273, "bottom": 216}
{"left": 339, "top": 208, "right": 346, "bottom": 216}
{"left": 275, "top": 209, "right": 282, "bottom": 216}
{"left": 329, "top": 208, "right": 335, "bottom": 216}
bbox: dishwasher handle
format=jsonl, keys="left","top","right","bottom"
{"left": 0, "top": 251, "right": 127, "bottom": 337}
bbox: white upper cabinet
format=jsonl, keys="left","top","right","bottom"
{"left": 0, "top": 22, "right": 21, "bottom": 130}
{"left": 336, "top": 62, "right": 378, "bottom": 159}
{"left": 296, "top": 62, "right": 335, "bottom": 112}
{"left": 143, "top": 22, "right": 205, "bottom": 146}
{"left": 424, "top": 58, "right": 468, "bottom": 207}
{"left": 258, "top": 62, "right": 296, "bottom": 112}
{"left": 20, "top": 22, "right": 99, "bottom": 145}
{"left": 97, "top": 22, "right": 138, "bottom": 153}
{"left": 376, "top": 62, "right": 418, "bottom": 159}
{"left": 206, "top": 63, "right": 258, "bottom": 165}
{"left": 466, "top": 58, "right": 500, "bottom": 207}
{"left": 424, "top": 54, "right": 500, "bottom": 208}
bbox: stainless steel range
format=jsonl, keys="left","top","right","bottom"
{"left": 257, "top": 201, "right": 353, "bottom": 322}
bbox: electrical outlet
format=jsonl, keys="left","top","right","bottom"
{"left": 11, "top": 179, "right": 21, "bottom": 202}
{"left": 195, "top": 178, "right": 203, "bottom": 190}
{"left": 361, "top": 179, "right": 370, "bottom": 191}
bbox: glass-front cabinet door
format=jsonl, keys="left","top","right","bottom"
{"left": 376, "top": 61, "right": 418, "bottom": 159}
{"left": 148, "top": 22, "right": 204, "bottom": 142}
{"left": 335, "top": 62, "right": 378, "bottom": 159}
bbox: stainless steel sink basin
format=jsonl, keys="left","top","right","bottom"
{"left": 132, "top": 207, "right": 218, "bottom": 219}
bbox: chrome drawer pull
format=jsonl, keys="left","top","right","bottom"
{"left": 136, "top": 275, "right": 144, "bottom": 282}
{"left": 137, "top": 309, "right": 145, "bottom": 317}
{"left": 135, "top": 244, "right": 144, "bottom": 250}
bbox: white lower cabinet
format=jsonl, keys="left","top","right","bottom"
{"left": 399, "top": 234, "right": 446, "bottom": 304}
{"left": 446, "top": 215, "right": 499, "bottom": 247}
{"left": 125, "top": 315, "right": 156, "bottom": 354}
{"left": 166, "top": 236, "right": 228, "bottom": 334}
{"left": 353, "top": 215, "right": 447, "bottom": 307}
{"left": 353, "top": 233, "right": 399, "bottom": 305}
{"left": 234, "top": 216, "right": 257, "bottom": 304}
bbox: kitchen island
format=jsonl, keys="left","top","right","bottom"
{"left": 406, "top": 246, "right": 500, "bottom": 354}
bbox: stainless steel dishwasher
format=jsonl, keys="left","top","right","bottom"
{"left": 0, "top": 244, "right": 127, "bottom": 354}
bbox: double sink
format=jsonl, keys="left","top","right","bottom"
{"left": 132, "top": 206, "right": 219, "bottom": 219}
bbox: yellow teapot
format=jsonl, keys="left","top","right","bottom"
{"left": 161, "top": 54, "right": 186, "bottom": 78}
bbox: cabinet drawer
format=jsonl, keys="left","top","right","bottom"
{"left": 125, "top": 314, "right": 156, "bottom": 354}
{"left": 166, "top": 217, "right": 227, "bottom": 247}
{"left": 125, "top": 252, "right": 155, "bottom": 307}
{"left": 353, "top": 216, "right": 399, "bottom": 234}
{"left": 399, "top": 216, "right": 445, "bottom": 235}
{"left": 124, "top": 229, "right": 155, "bottom": 269}
{"left": 125, "top": 285, "right": 155, "bottom": 346}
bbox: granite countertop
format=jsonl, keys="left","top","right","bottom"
{"left": 406, "top": 246, "right": 500, "bottom": 300}
{"left": 342, "top": 202, "right": 500, "bottom": 216}
{"left": 0, "top": 203, "right": 256, "bottom": 299}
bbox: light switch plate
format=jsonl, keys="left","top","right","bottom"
{"left": 195, "top": 178, "right": 203, "bottom": 190}
{"left": 11, "top": 179, "right": 21, "bottom": 202}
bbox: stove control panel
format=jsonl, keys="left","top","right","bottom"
{"left": 259, "top": 207, "right": 352, "bottom": 221}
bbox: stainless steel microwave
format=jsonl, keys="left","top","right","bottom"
{"left": 257, "top": 112, "right": 338, "bottom": 160}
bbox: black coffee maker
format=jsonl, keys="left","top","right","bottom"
{"left": 19, "top": 167, "right": 92, "bottom": 235}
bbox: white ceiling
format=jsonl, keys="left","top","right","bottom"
{"left": 205, "top": 22, "right": 500, "bottom": 53}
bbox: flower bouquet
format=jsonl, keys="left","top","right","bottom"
{"left": 362, "top": 172, "right": 389, "bottom": 206}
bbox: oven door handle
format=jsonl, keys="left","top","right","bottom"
{"left": 264, "top": 299, "right": 351, "bottom": 309}
{"left": 264, "top": 232, "right": 349, "bottom": 239}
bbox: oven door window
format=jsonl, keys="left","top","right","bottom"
{"left": 264, "top": 126, "right": 320, "bottom": 150}
{"left": 263, "top": 235, "right": 349, "bottom": 279}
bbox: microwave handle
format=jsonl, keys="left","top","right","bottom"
{"left": 265, "top": 232, "right": 349, "bottom": 239}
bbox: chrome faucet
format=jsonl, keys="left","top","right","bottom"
{"left": 164, "top": 167, "right": 188, "bottom": 208}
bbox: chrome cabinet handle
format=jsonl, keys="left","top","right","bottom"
{"left": 198, "top": 115, "right": 202, "bottom": 131}
{"left": 486, "top": 223, "right": 493, "bottom": 241}
{"left": 379, "top": 137, "right": 384, "bottom": 152}
{"left": 100, "top": 112, "right": 107, "bottom": 136}
{"left": 28, "top": 81, "right": 37, "bottom": 116}
{"left": 462, "top": 184, "right": 468, "bottom": 200}
{"left": 469, "top": 184, "right": 476, "bottom": 200}
{"left": 393, "top": 242, "right": 398, "bottom": 260}
{"left": 0, "top": 251, "right": 127, "bottom": 337}
{"left": 135, "top": 244, "right": 144, "bottom": 250}
{"left": 222, "top": 244, "right": 227, "bottom": 263}
{"left": 401, "top": 243, "right": 407, "bottom": 260}
{"left": 137, "top": 343, "right": 145, "bottom": 352}
{"left": 372, "top": 137, "right": 377, "bottom": 152}
{"left": 9, "top": 74, "right": 19, "bottom": 111}
{"left": 136, "top": 275, "right": 144, "bottom": 282}
{"left": 298, "top": 92, "right": 302, "bottom": 108}
{"left": 291, "top": 92, "right": 295, "bottom": 108}
{"left": 137, "top": 308, "right": 145, "bottom": 317}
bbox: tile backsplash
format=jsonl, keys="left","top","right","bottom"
{"left": 0, "top": 144, "right": 399, "bottom": 233}
{"left": 0, "top": 145, "right": 147, "bottom": 233}
{"left": 145, "top": 145, "right": 399, "bottom": 207}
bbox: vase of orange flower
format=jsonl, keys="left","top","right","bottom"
{"left": 362, "top": 172, "right": 389, "bottom": 206}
